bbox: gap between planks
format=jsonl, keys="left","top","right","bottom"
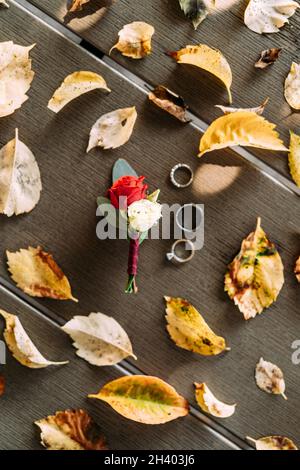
{"left": 0, "top": 278, "right": 248, "bottom": 450}
{"left": 12, "top": 0, "right": 300, "bottom": 198}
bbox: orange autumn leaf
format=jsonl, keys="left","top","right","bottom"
{"left": 35, "top": 409, "right": 107, "bottom": 450}
{"left": 7, "top": 247, "right": 78, "bottom": 302}
{"left": 68, "top": 0, "right": 90, "bottom": 12}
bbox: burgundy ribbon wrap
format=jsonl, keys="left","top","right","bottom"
{"left": 127, "top": 238, "right": 139, "bottom": 276}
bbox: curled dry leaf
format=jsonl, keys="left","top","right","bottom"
{"left": 48, "top": 71, "right": 110, "bottom": 113}
{"left": 284, "top": 62, "right": 300, "bottom": 110}
{"left": 215, "top": 98, "right": 269, "bottom": 116}
{"left": 255, "top": 357, "right": 287, "bottom": 399}
{"left": 35, "top": 409, "right": 107, "bottom": 450}
{"left": 68, "top": 0, "right": 90, "bottom": 12}
{"left": 62, "top": 312, "right": 136, "bottom": 366}
{"left": 148, "top": 85, "right": 190, "bottom": 122}
{"left": 110, "top": 22, "right": 155, "bottom": 59}
{"left": 164, "top": 296, "right": 229, "bottom": 356}
{"left": 0, "top": 374, "right": 4, "bottom": 396}
{"left": 247, "top": 435, "right": 298, "bottom": 450}
{"left": 194, "top": 383, "right": 236, "bottom": 418}
{"left": 0, "top": 129, "right": 42, "bottom": 217}
{"left": 288, "top": 131, "right": 300, "bottom": 187}
{"left": 0, "top": 309, "right": 68, "bottom": 368}
{"left": 87, "top": 107, "right": 137, "bottom": 152}
{"left": 7, "top": 246, "right": 78, "bottom": 302}
{"left": 89, "top": 375, "right": 189, "bottom": 424}
{"left": 179, "top": 0, "right": 210, "bottom": 30}
{"left": 255, "top": 48, "right": 282, "bottom": 69}
{"left": 0, "top": 41, "right": 34, "bottom": 117}
{"left": 199, "top": 111, "right": 288, "bottom": 157}
{"left": 168, "top": 45, "right": 232, "bottom": 103}
{"left": 244, "top": 0, "right": 299, "bottom": 34}
{"left": 295, "top": 256, "right": 300, "bottom": 282}
{"left": 225, "top": 218, "right": 284, "bottom": 320}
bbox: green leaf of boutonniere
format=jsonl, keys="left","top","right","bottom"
{"left": 112, "top": 158, "right": 138, "bottom": 182}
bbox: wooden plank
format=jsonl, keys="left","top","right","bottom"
{"left": 0, "top": 286, "right": 232, "bottom": 450}
{"left": 27, "top": 0, "right": 300, "bottom": 181}
{"left": 1, "top": 2, "right": 300, "bottom": 448}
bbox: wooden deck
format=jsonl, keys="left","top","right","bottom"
{"left": 0, "top": 0, "right": 300, "bottom": 450}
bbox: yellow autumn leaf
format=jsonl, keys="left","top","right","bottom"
{"left": 89, "top": 375, "right": 189, "bottom": 424}
{"left": 7, "top": 246, "right": 78, "bottom": 302}
{"left": 110, "top": 22, "right": 155, "bottom": 59}
{"left": 48, "top": 71, "right": 110, "bottom": 113}
{"left": 247, "top": 436, "right": 298, "bottom": 450}
{"left": 164, "top": 296, "right": 229, "bottom": 356}
{"left": 288, "top": 131, "right": 300, "bottom": 187}
{"left": 225, "top": 217, "right": 284, "bottom": 320}
{"left": 199, "top": 111, "right": 288, "bottom": 157}
{"left": 194, "top": 383, "right": 236, "bottom": 418}
{"left": 284, "top": 63, "right": 300, "bottom": 110}
{"left": 169, "top": 44, "right": 232, "bottom": 103}
{"left": 0, "top": 309, "right": 68, "bottom": 368}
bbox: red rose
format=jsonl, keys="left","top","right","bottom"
{"left": 107, "top": 175, "right": 148, "bottom": 209}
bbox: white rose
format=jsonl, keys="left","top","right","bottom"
{"left": 128, "top": 199, "right": 162, "bottom": 233}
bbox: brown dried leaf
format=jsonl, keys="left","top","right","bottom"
{"left": 0, "top": 129, "right": 42, "bottom": 217}
{"left": 110, "top": 22, "right": 155, "bottom": 59}
{"left": 215, "top": 98, "right": 269, "bottom": 116}
{"left": 247, "top": 435, "right": 298, "bottom": 450}
{"left": 68, "top": 0, "right": 90, "bottom": 12}
{"left": 255, "top": 48, "right": 282, "bottom": 69}
{"left": 62, "top": 312, "right": 137, "bottom": 366}
{"left": 7, "top": 246, "right": 78, "bottom": 302}
{"left": 255, "top": 357, "right": 287, "bottom": 399}
{"left": 35, "top": 409, "right": 107, "bottom": 450}
{"left": 0, "top": 374, "right": 5, "bottom": 396}
{"left": 148, "top": 85, "right": 190, "bottom": 122}
{"left": 295, "top": 256, "right": 300, "bottom": 282}
{"left": 244, "top": 0, "right": 299, "bottom": 34}
{"left": 0, "top": 42, "right": 35, "bottom": 117}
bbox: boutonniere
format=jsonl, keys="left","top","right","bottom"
{"left": 98, "top": 159, "right": 162, "bottom": 294}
